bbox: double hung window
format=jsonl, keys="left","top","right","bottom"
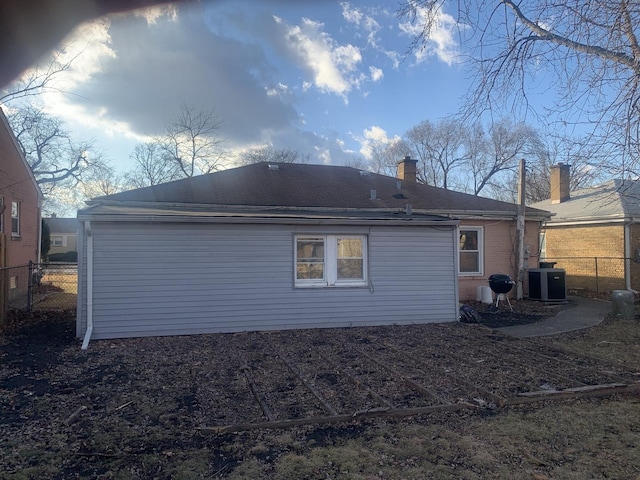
{"left": 295, "top": 235, "right": 367, "bottom": 287}
{"left": 459, "top": 227, "right": 483, "bottom": 275}
{"left": 11, "top": 201, "right": 19, "bottom": 237}
{"left": 51, "top": 235, "right": 66, "bottom": 247}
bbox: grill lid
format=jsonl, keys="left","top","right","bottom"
{"left": 488, "top": 274, "right": 515, "bottom": 294}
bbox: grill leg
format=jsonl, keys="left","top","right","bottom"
{"left": 496, "top": 293, "right": 514, "bottom": 312}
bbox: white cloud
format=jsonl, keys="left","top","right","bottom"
{"left": 276, "top": 16, "right": 363, "bottom": 99}
{"left": 341, "top": 3, "right": 363, "bottom": 24}
{"left": 398, "top": 5, "right": 461, "bottom": 65}
{"left": 133, "top": 5, "right": 178, "bottom": 24}
{"left": 265, "top": 82, "right": 289, "bottom": 97}
{"left": 50, "top": 18, "right": 116, "bottom": 89}
{"left": 369, "top": 66, "right": 383, "bottom": 82}
{"left": 314, "top": 146, "right": 332, "bottom": 165}
{"left": 340, "top": 2, "right": 382, "bottom": 48}
{"left": 26, "top": 19, "right": 147, "bottom": 143}
{"left": 358, "top": 125, "right": 401, "bottom": 159}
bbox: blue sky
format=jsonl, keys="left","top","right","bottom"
{"left": 6, "top": 0, "right": 471, "bottom": 173}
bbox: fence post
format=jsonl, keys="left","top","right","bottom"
{"left": 27, "top": 261, "right": 33, "bottom": 312}
{"left": 0, "top": 267, "right": 6, "bottom": 327}
{"left": 594, "top": 257, "right": 599, "bottom": 293}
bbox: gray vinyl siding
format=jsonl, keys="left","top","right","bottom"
{"left": 77, "top": 221, "right": 458, "bottom": 340}
{"left": 75, "top": 220, "right": 86, "bottom": 338}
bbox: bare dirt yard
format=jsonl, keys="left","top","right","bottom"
{"left": 1, "top": 303, "right": 640, "bottom": 479}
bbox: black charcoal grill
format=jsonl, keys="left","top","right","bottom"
{"left": 488, "top": 273, "right": 515, "bottom": 311}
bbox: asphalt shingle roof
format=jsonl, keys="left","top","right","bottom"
{"left": 92, "top": 162, "right": 549, "bottom": 218}
{"left": 44, "top": 217, "right": 77, "bottom": 233}
{"left": 531, "top": 179, "right": 640, "bottom": 223}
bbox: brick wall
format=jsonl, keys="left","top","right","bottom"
{"left": 1, "top": 110, "right": 41, "bottom": 322}
{"left": 458, "top": 218, "right": 542, "bottom": 301}
{"left": 0, "top": 117, "right": 41, "bottom": 268}
{"left": 542, "top": 224, "right": 626, "bottom": 292}
{"left": 629, "top": 224, "right": 640, "bottom": 291}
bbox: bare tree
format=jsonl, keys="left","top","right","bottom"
{"left": 236, "top": 146, "right": 310, "bottom": 166}
{"left": 343, "top": 154, "right": 370, "bottom": 171}
{"left": 463, "top": 119, "right": 542, "bottom": 196}
{"left": 399, "top": 0, "right": 640, "bottom": 176}
{"left": 406, "top": 118, "right": 467, "bottom": 189}
{"left": 8, "top": 105, "right": 106, "bottom": 191}
{"left": 366, "top": 138, "right": 413, "bottom": 177}
{"left": 81, "top": 164, "right": 123, "bottom": 198}
{"left": 525, "top": 137, "right": 604, "bottom": 203}
{"left": 157, "top": 103, "right": 225, "bottom": 177}
{"left": 0, "top": 51, "right": 76, "bottom": 105}
{"left": 51, "top": 163, "right": 126, "bottom": 213}
{"left": 123, "top": 142, "right": 181, "bottom": 188}
{"left": 7, "top": 104, "right": 119, "bottom": 214}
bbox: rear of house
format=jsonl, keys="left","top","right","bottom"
{"left": 76, "top": 209, "right": 459, "bottom": 341}
{"left": 76, "top": 161, "right": 550, "bottom": 343}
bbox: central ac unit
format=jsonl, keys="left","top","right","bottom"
{"left": 528, "top": 268, "right": 566, "bottom": 302}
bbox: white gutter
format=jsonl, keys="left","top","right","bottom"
{"left": 81, "top": 221, "right": 93, "bottom": 350}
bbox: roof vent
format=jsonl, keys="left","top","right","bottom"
{"left": 396, "top": 180, "right": 401, "bottom": 190}
{"left": 405, "top": 203, "right": 412, "bottom": 215}
{"left": 359, "top": 170, "right": 370, "bottom": 176}
{"left": 370, "top": 189, "right": 377, "bottom": 200}
{"left": 268, "top": 164, "right": 280, "bottom": 170}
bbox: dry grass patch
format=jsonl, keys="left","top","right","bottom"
{"left": 1, "top": 309, "right": 640, "bottom": 479}
{"left": 540, "top": 315, "right": 640, "bottom": 369}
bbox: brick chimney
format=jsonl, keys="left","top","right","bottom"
{"left": 550, "top": 163, "right": 570, "bottom": 204}
{"left": 397, "top": 156, "right": 418, "bottom": 183}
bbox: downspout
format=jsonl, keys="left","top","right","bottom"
{"left": 624, "top": 221, "right": 632, "bottom": 291}
{"left": 81, "top": 221, "right": 93, "bottom": 350}
{"left": 515, "top": 159, "right": 526, "bottom": 300}
{"left": 36, "top": 208, "right": 42, "bottom": 264}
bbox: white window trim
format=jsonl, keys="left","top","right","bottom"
{"left": 11, "top": 201, "right": 19, "bottom": 237}
{"left": 51, "top": 235, "right": 67, "bottom": 247}
{"left": 458, "top": 226, "right": 484, "bottom": 276}
{"left": 295, "top": 234, "right": 368, "bottom": 288}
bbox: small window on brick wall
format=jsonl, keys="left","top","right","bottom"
{"left": 11, "top": 201, "right": 20, "bottom": 237}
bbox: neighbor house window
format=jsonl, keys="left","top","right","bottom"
{"left": 51, "top": 235, "right": 66, "bottom": 247}
{"left": 459, "top": 227, "right": 483, "bottom": 275}
{"left": 11, "top": 201, "right": 19, "bottom": 237}
{"left": 295, "top": 235, "right": 367, "bottom": 287}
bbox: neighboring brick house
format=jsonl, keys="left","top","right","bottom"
{"left": 44, "top": 215, "right": 78, "bottom": 259}
{"left": 531, "top": 164, "right": 640, "bottom": 292}
{"left": 0, "top": 107, "right": 43, "bottom": 315}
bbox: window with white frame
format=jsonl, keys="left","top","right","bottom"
{"left": 295, "top": 235, "right": 367, "bottom": 287}
{"left": 11, "top": 201, "right": 19, "bottom": 237}
{"left": 51, "top": 235, "right": 66, "bottom": 247}
{"left": 459, "top": 227, "right": 483, "bottom": 275}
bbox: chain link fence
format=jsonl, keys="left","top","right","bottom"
{"left": 540, "top": 257, "right": 629, "bottom": 293}
{"left": 1, "top": 262, "right": 77, "bottom": 319}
